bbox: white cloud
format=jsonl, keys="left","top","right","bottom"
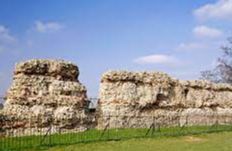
{"left": 34, "top": 21, "right": 63, "bottom": 33}
{"left": 194, "top": 0, "right": 232, "bottom": 21}
{"left": 0, "top": 25, "right": 16, "bottom": 44}
{"left": 0, "top": 25, "right": 17, "bottom": 53}
{"left": 134, "top": 54, "right": 179, "bottom": 65}
{"left": 193, "top": 25, "right": 223, "bottom": 39}
{"left": 176, "top": 42, "right": 208, "bottom": 52}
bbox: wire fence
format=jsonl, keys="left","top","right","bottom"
{"left": 0, "top": 97, "right": 3, "bottom": 110}
{"left": 1, "top": 114, "right": 232, "bottom": 151}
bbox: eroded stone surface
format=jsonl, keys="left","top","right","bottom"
{"left": 1, "top": 59, "right": 93, "bottom": 136}
{"left": 2, "top": 62, "right": 232, "bottom": 135}
{"left": 98, "top": 71, "right": 232, "bottom": 128}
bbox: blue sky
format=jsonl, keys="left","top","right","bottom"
{"left": 0, "top": 0, "right": 232, "bottom": 99}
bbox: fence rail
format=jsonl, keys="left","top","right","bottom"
{"left": 1, "top": 115, "right": 232, "bottom": 150}
{"left": 0, "top": 96, "right": 4, "bottom": 110}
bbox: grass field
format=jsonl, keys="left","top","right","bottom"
{"left": 1, "top": 125, "right": 232, "bottom": 151}
{"left": 45, "top": 131, "right": 232, "bottom": 151}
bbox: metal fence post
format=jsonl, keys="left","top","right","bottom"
{"left": 49, "top": 115, "right": 53, "bottom": 147}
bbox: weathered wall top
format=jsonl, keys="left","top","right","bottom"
{"left": 102, "top": 71, "right": 232, "bottom": 91}
{"left": 15, "top": 59, "right": 79, "bottom": 81}
{"left": 101, "top": 71, "right": 173, "bottom": 86}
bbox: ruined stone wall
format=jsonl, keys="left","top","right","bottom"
{"left": 98, "top": 71, "right": 232, "bottom": 129}
{"left": 2, "top": 60, "right": 232, "bottom": 135}
{"left": 1, "top": 59, "right": 94, "bottom": 136}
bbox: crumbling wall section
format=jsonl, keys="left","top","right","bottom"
{"left": 1, "top": 59, "right": 94, "bottom": 136}
{"left": 98, "top": 71, "right": 232, "bottom": 128}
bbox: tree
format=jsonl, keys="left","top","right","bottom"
{"left": 200, "top": 37, "right": 232, "bottom": 84}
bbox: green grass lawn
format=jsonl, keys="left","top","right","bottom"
{"left": 46, "top": 131, "right": 232, "bottom": 151}
{"left": 1, "top": 125, "right": 232, "bottom": 151}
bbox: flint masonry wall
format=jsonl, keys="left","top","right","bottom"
{"left": 98, "top": 71, "right": 232, "bottom": 129}
{"left": 1, "top": 59, "right": 94, "bottom": 136}
{"left": 2, "top": 59, "right": 232, "bottom": 135}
